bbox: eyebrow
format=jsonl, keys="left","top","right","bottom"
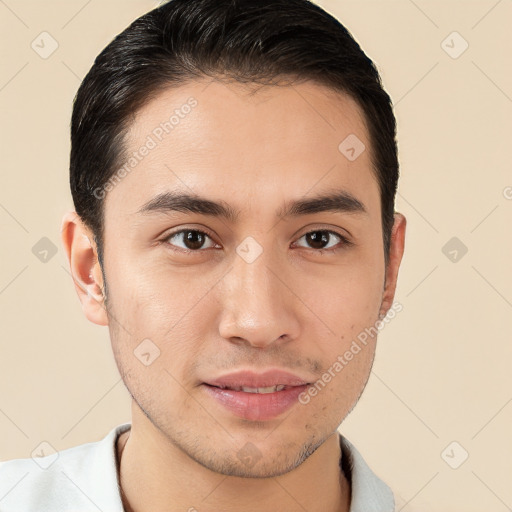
{"left": 136, "top": 189, "right": 368, "bottom": 221}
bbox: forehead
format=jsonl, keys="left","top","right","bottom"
{"left": 104, "top": 78, "right": 378, "bottom": 220}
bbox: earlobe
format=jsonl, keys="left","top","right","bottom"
{"left": 60, "top": 211, "right": 109, "bottom": 326}
{"left": 379, "top": 212, "right": 406, "bottom": 319}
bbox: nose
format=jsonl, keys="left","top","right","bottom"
{"left": 217, "top": 246, "right": 301, "bottom": 349}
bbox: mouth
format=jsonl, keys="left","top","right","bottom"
{"left": 201, "top": 370, "right": 312, "bottom": 421}
{"left": 203, "top": 369, "right": 311, "bottom": 389}
{"left": 207, "top": 384, "right": 291, "bottom": 393}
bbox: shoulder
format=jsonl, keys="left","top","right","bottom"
{"left": 339, "top": 434, "right": 395, "bottom": 512}
{"left": 340, "top": 436, "right": 432, "bottom": 512}
{"left": 0, "top": 423, "right": 131, "bottom": 512}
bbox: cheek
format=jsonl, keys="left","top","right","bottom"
{"left": 298, "top": 330, "right": 377, "bottom": 419}
{"left": 292, "top": 260, "right": 382, "bottom": 399}
{"left": 109, "top": 307, "right": 201, "bottom": 415}
{"left": 107, "top": 253, "right": 213, "bottom": 327}
{"left": 297, "top": 259, "right": 384, "bottom": 333}
{"left": 106, "top": 260, "right": 218, "bottom": 379}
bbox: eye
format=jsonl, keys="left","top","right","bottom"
{"left": 164, "top": 229, "right": 218, "bottom": 251}
{"left": 294, "top": 230, "right": 351, "bottom": 251}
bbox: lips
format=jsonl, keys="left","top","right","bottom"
{"left": 204, "top": 369, "right": 310, "bottom": 389}
{"left": 202, "top": 370, "right": 312, "bottom": 421}
{"left": 225, "top": 384, "right": 287, "bottom": 393}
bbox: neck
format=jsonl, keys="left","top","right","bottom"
{"left": 117, "top": 410, "right": 351, "bottom": 512}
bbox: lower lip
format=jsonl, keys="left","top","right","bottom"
{"left": 202, "top": 384, "right": 309, "bottom": 421}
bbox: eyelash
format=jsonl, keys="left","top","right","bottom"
{"left": 161, "top": 228, "right": 353, "bottom": 254}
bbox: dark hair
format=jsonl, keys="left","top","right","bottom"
{"left": 70, "top": 0, "right": 399, "bottom": 284}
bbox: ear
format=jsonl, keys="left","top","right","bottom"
{"left": 379, "top": 212, "right": 406, "bottom": 318}
{"left": 60, "top": 211, "right": 109, "bottom": 326}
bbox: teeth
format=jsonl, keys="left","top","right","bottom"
{"left": 239, "top": 385, "right": 286, "bottom": 394}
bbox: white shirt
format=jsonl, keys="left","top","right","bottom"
{"left": 0, "top": 423, "right": 395, "bottom": 511}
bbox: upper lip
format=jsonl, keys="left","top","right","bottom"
{"left": 204, "top": 370, "right": 311, "bottom": 389}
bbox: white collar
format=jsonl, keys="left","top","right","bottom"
{"left": 0, "top": 422, "right": 394, "bottom": 511}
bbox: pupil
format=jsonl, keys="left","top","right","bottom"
{"left": 306, "top": 231, "right": 328, "bottom": 249}
{"left": 185, "top": 231, "right": 204, "bottom": 250}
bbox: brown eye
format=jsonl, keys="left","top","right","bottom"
{"left": 295, "top": 230, "right": 350, "bottom": 251}
{"left": 165, "top": 230, "right": 216, "bottom": 251}
{"left": 305, "top": 231, "right": 330, "bottom": 249}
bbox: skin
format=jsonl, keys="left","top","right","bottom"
{"left": 61, "top": 77, "right": 406, "bottom": 512}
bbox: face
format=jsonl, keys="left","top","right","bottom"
{"left": 88, "top": 78, "right": 402, "bottom": 477}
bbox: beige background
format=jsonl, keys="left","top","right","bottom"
{"left": 1, "top": 0, "right": 511, "bottom": 510}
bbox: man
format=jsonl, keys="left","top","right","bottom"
{"left": 0, "top": 0, "right": 406, "bottom": 510}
